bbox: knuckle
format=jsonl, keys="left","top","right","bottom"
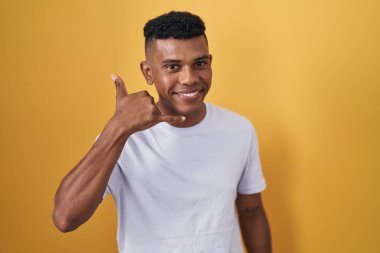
{"left": 138, "top": 90, "right": 149, "bottom": 96}
{"left": 144, "top": 96, "right": 155, "bottom": 105}
{"left": 148, "top": 104, "right": 158, "bottom": 115}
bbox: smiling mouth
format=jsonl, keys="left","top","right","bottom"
{"left": 173, "top": 88, "right": 204, "bottom": 97}
{"left": 177, "top": 90, "right": 201, "bottom": 97}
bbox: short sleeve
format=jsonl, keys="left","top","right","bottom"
{"left": 101, "top": 185, "right": 111, "bottom": 202}
{"left": 95, "top": 133, "right": 120, "bottom": 203}
{"left": 237, "top": 126, "right": 266, "bottom": 194}
{"left": 99, "top": 161, "right": 122, "bottom": 203}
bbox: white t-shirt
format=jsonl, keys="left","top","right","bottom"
{"left": 101, "top": 102, "right": 266, "bottom": 253}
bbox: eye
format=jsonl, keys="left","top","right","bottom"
{"left": 194, "top": 61, "right": 208, "bottom": 68}
{"left": 165, "top": 64, "right": 180, "bottom": 71}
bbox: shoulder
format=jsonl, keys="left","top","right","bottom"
{"left": 207, "top": 103, "right": 254, "bottom": 132}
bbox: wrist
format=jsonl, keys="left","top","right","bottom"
{"left": 106, "top": 116, "right": 134, "bottom": 141}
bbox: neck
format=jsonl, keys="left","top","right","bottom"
{"left": 156, "top": 101, "right": 206, "bottom": 128}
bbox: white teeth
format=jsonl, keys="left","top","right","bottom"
{"left": 178, "top": 91, "right": 199, "bottom": 97}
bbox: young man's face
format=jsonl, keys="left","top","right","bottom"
{"left": 143, "top": 36, "right": 212, "bottom": 120}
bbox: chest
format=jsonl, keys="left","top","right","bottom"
{"left": 123, "top": 131, "right": 248, "bottom": 195}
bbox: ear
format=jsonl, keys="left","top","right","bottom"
{"left": 140, "top": 60, "right": 154, "bottom": 85}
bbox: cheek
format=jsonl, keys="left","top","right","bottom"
{"left": 160, "top": 74, "right": 177, "bottom": 87}
{"left": 155, "top": 74, "right": 177, "bottom": 94}
{"left": 201, "top": 71, "right": 212, "bottom": 85}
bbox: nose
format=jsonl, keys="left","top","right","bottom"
{"left": 179, "top": 66, "right": 199, "bottom": 86}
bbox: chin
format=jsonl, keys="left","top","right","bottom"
{"left": 174, "top": 102, "right": 205, "bottom": 116}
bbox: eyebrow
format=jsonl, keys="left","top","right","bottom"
{"left": 161, "top": 55, "right": 210, "bottom": 64}
{"left": 194, "top": 55, "right": 210, "bottom": 61}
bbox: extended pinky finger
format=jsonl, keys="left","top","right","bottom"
{"left": 158, "top": 115, "right": 186, "bottom": 123}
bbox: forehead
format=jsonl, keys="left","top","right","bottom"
{"left": 150, "top": 36, "right": 209, "bottom": 61}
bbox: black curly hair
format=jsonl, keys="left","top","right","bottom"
{"left": 144, "top": 11, "right": 207, "bottom": 49}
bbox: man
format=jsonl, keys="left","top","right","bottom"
{"left": 53, "top": 11, "right": 272, "bottom": 253}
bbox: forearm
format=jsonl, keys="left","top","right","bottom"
{"left": 53, "top": 117, "right": 130, "bottom": 232}
{"left": 238, "top": 206, "right": 272, "bottom": 253}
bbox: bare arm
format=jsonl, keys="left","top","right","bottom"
{"left": 236, "top": 193, "right": 272, "bottom": 253}
{"left": 52, "top": 75, "right": 185, "bottom": 232}
{"left": 52, "top": 117, "right": 129, "bottom": 232}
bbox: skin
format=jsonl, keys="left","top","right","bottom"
{"left": 236, "top": 193, "right": 273, "bottom": 253}
{"left": 52, "top": 35, "right": 271, "bottom": 253}
{"left": 140, "top": 36, "right": 212, "bottom": 128}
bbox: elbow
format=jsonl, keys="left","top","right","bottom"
{"left": 52, "top": 209, "right": 78, "bottom": 233}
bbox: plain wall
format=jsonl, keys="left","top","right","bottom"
{"left": 0, "top": 0, "right": 379, "bottom": 252}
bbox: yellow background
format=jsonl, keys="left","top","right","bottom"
{"left": 1, "top": 0, "right": 379, "bottom": 252}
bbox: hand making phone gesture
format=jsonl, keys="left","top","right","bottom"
{"left": 111, "top": 74, "right": 185, "bottom": 136}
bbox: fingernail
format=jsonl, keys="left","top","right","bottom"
{"left": 181, "top": 116, "right": 186, "bottom": 122}
{"left": 111, "top": 73, "right": 118, "bottom": 82}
